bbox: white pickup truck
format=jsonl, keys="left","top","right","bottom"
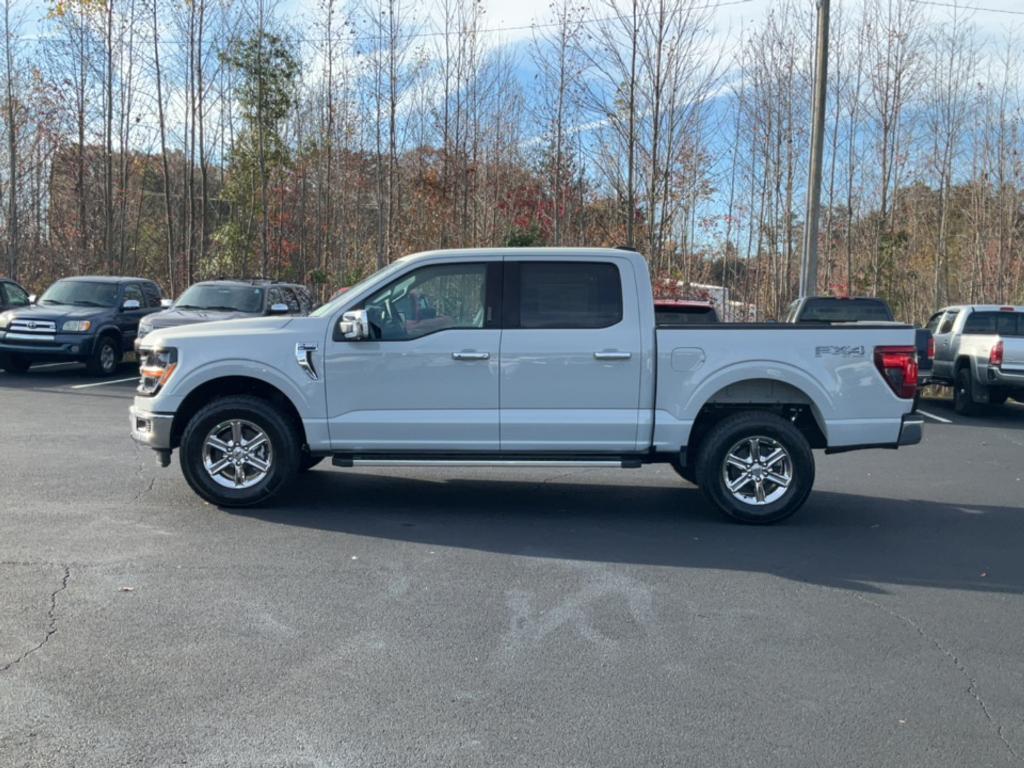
{"left": 130, "top": 248, "right": 923, "bottom": 523}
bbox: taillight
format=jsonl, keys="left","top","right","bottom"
{"left": 990, "top": 340, "right": 1004, "bottom": 368}
{"left": 927, "top": 336, "right": 935, "bottom": 360}
{"left": 874, "top": 345, "right": 918, "bottom": 399}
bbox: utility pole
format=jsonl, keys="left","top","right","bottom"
{"left": 799, "top": 0, "right": 830, "bottom": 299}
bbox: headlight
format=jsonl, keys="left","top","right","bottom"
{"left": 138, "top": 347, "right": 178, "bottom": 396}
{"left": 137, "top": 323, "right": 152, "bottom": 338}
{"left": 62, "top": 320, "right": 92, "bottom": 332}
{"left": 0, "top": 312, "right": 11, "bottom": 330}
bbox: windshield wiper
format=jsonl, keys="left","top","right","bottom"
{"left": 40, "top": 299, "right": 67, "bottom": 305}
{"left": 70, "top": 301, "right": 107, "bottom": 307}
{"left": 201, "top": 305, "right": 250, "bottom": 312}
{"left": 174, "top": 304, "right": 201, "bottom": 309}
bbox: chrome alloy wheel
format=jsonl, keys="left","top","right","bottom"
{"left": 721, "top": 435, "right": 793, "bottom": 506}
{"left": 202, "top": 419, "right": 273, "bottom": 489}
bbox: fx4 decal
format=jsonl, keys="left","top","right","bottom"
{"left": 815, "top": 344, "right": 866, "bottom": 358}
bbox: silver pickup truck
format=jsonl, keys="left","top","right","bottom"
{"left": 130, "top": 247, "right": 923, "bottom": 524}
{"left": 928, "top": 305, "right": 1024, "bottom": 414}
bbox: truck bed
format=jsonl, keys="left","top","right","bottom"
{"left": 651, "top": 323, "right": 918, "bottom": 452}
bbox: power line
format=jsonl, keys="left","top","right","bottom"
{"left": 910, "top": 0, "right": 1024, "bottom": 15}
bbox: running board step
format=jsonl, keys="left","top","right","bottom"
{"left": 332, "top": 456, "right": 644, "bottom": 469}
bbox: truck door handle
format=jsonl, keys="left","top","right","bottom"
{"left": 594, "top": 351, "right": 632, "bottom": 360}
{"left": 452, "top": 351, "right": 490, "bottom": 361}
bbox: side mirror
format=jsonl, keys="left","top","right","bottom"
{"left": 122, "top": 299, "right": 141, "bottom": 311}
{"left": 28, "top": 294, "right": 36, "bottom": 304}
{"left": 160, "top": 298, "right": 173, "bottom": 308}
{"left": 338, "top": 309, "right": 370, "bottom": 340}
{"left": 269, "top": 303, "right": 289, "bottom": 315}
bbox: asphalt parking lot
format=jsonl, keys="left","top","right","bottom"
{"left": 1, "top": 363, "right": 1023, "bottom": 768}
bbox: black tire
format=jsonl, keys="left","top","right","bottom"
{"left": 85, "top": 335, "right": 121, "bottom": 376}
{"left": 988, "top": 389, "right": 1008, "bottom": 406}
{"left": 953, "top": 367, "right": 980, "bottom": 416}
{"left": 695, "top": 411, "right": 815, "bottom": 525}
{"left": 179, "top": 395, "right": 301, "bottom": 507}
{"left": 299, "top": 453, "right": 325, "bottom": 472}
{"left": 0, "top": 353, "right": 31, "bottom": 374}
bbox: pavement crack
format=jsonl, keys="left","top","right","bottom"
{"left": 854, "top": 593, "right": 1021, "bottom": 763}
{"left": 0, "top": 565, "right": 71, "bottom": 673}
{"left": 131, "top": 476, "right": 155, "bottom": 504}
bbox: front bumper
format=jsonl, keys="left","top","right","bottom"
{"left": 898, "top": 412, "right": 924, "bottom": 446}
{"left": 0, "top": 332, "right": 96, "bottom": 360}
{"left": 130, "top": 406, "right": 174, "bottom": 451}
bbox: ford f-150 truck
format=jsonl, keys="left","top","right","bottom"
{"left": 129, "top": 248, "right": 923, "bottom": 524}
{"left": 927, "top": 304, "right": 1024, "bottom": 415}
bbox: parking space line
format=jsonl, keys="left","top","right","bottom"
{"left": 70, "top": 377, "right": 139, "bottom": 390}
{"left": 918, "top": 409, "right": 953, "bottom": 424}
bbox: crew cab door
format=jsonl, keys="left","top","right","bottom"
{"left": 324, "top": 260, "right": 502, "bottom": 451}
{"left": 499, "top": 258, "right": 643, "bottom": 452}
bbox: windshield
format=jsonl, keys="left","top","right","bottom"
{"left": 40, "top": 280, "right": 119, "bottom": 308}
{"left": 310, "top": 260, "right": 411, "bottom": 318}
{"left": 174, "top": 284, "right": 265, "bottom": 313}
{"left": 796, "top": 298, "right": 894, "bottom": 323}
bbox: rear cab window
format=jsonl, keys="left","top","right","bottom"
{"left": 655, "top": 304, "right": 718, "bottom": 327}
{"left": 506, "top": 261, "right": 623, "bottom": 329}
{"left": 796, "top": 298, "right": 894, "bottom": 323}
{"left": 962, "top": 311, "right": 1024, "bottom": 336}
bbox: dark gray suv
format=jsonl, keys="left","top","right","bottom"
{"left": 136, "top": 279, "right": 313, "bottom": 347}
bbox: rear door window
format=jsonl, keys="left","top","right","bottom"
{"left": 509, "top": 262, "right": 622, "bottom": 329}
{"left": 141, "top": 282, "right": 162, "bottom": 308}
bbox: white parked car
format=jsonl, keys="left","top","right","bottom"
{"left": 130, "top": 248, "right": 922, "bottom": 523}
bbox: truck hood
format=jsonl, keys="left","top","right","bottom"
{"left": 4, "top": 304, "right": 110, "bottom": 323}
{"left": 143, "top": 315, "right": 296, "bottom": 348}
{"left": 141, "top": 308, "right": 258, "bottom": 331}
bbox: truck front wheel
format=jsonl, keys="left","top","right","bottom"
{"left": 0, "top": 353, "right": 31, "bottom": 373}
{"left": 695, "top": 411, "right": 815, "bottom": 525}
{"left": 86, "top": 335, "right": 120, "bottom": 376}
{"left": 179, "top": 395, "right": 301, "bottom": 507}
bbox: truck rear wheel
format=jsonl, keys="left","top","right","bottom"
{"left": 953, "top": 368, "right": 980, "bottom": 416}
{"left": 179, "top": 395, "right": 300, "bottom": 507}
{"left": 695, "top": 411, "right": 814, "bottom": 525}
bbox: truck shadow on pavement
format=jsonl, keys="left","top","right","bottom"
{"left": 230, "top": 471, "right": 1024, "bottom": 597}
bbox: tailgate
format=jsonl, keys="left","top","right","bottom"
{"left": 1002, "top": 338, "right": 1024, "bottom": 372}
